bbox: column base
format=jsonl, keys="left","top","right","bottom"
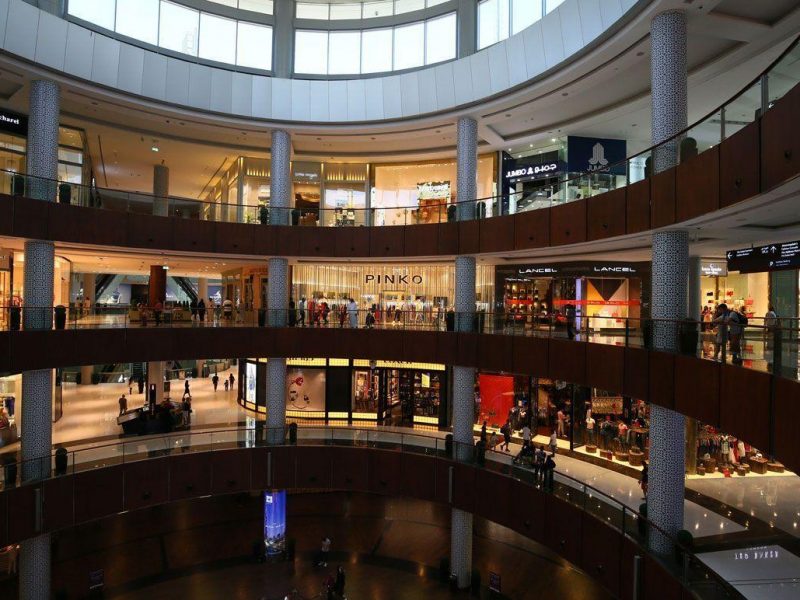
{"left": 450, "top": 508, "right": 473, "bottom": 589}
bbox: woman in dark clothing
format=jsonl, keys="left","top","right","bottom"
{"left": 334, "top": 566, "right": 345, "bottom": 598}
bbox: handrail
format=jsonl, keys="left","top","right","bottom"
{"left": 0, "top": 425, "right": 742, "bottom": 599}
{"left": 2, "top": 36, "right": 798, "bottom": 228}
{"left": 3, "top": 307, "right": 798, "bottom": 383}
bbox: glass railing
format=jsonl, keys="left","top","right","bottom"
{"left": 0, "top": 425, "right": 741, "bottom": 599}
{"left": 3, "top": 307, "right": 799, "bottom": 383}
{"left": 2, "top": 36, "right": 798, "bottom": 229}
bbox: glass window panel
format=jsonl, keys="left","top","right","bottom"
{"left": 116, "top": 0, "right": 159, "bottom": 45}
{"left": 328, "top": 31, "right": 361, "bottom": 74}
{"left": 512, "top": 0, "right": 542, "bottom": 34}
{"left": 238, "top": 0, "right": 273, "bottom": 13}
{"left": 498, "top": 0, "right": 510, "bottom": 41}
{"left": 295, "top": 30, "right": 329, "bottom": 74}
{"left": 210, "top": 0, "right": 237, "bottom": 7}
{"left": 363, "top": 1, "right": 393, "bottom": 18}
{"left": 361, "top": 28, "right": 393, "bottom": 73}
{"left": 478, "top": 0, "right": 498, "bottom": 50}
{"left": 68, "top": 0, "right": 115, "bottom": 30}
{"left": 297, "top": 3, "right": 329, "bottom": 19}
{"left": 425, "top": 13, "right": 456, "bottom": 65}
{"left": 330, "top": 3, "right": 362, "bottom": 20}
{"left": 427, "top": 0, "right": 449, "bottom": 6}
{"left": 237, "top": 22, "right": 272, "bottom": 70}
{"left": 546, "top": 0, "right": 566, "bottom": 12}
{"left": 393, "top": 22, "right": 424, "bottom": 70}
{"left": 199, "top": 13, "right": 237, "bottom": 64}
{"left": 159, "top": 1, "right": 200, "bottom": 56}
{"left": 395, "top": 0, "right": 425, "bottom": 15}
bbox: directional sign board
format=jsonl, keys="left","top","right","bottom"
{"left": 726, "top": 240, "right": 800, "bottom": 273}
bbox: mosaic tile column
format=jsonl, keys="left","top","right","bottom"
{"left": 651, "top": 11, "right": 687, "bottom": 174}
{"left": 26, "top": 80, "right": 59, "bottom": 201}
{"left": 269, "top": 129, "right": 291, "bottom": 226}
{"left": 649, "top": 230, "right": 689, "bottom": 553}
{"left": 153, "top": 164, "right": 169, "bottom": 217}
{"left": 267, "top": 257, "right": 288, "bottom": 327}
{"left": 451, "top": 507, "right": 473, "bottom": 589}
{"left": 20, "top": 80, "right": 59, "bottom": 600}
{"left": 456, "top": 116, "right": 477, "bottom": 221}
{"left": 19, "top": 532, "right": 50, "bottom": 600}
{"left": 265, "top": 358, "right": 286, "bottom": 443}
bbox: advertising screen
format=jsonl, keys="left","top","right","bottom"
{"left": 263, "top": 490, "right": 287, "bottom": 556}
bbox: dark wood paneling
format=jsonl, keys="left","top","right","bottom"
{"left": 210, "top": 449, "right": 252, "bottom": 495}
{"left": 0, "top": 493, "right": 7, "bottom": 546}
{"left": 168, "top": 453, "right": 212, "bottom": 501}
{"left": 124, "top": 458, "right": 170, "bottom": 511}
{"left": 91, "top": 207, "right": 128, "bottom": 247}
{"left": 403, "top": 224, "right": 438, "bottom": 256}
{"left": 434, "top": 459, "right": 453, "bottom": 506}
{"left": 761, "top": 80, "right": 800, "bottom": 191}
{"left": 474, "top": 469, "right": 511, "bottom": 528}
{"left": 581, "top": 515, "right": 622, "bottom": 598}
{"left": 252, "top": 225, "right": 278, "bottom": 256}
{"left": 513, "top": 207, "right": 550, "bottom": 249}
{"left": 0, "top": 333, "right": 9, "bottom": 374}
{"left": 269, "top": 446, "right": 297, "bottom": 490}
{"left": 6, "top": 485, "right": 37, "bottom": 543}
{"left": 626, "top": 180, "right": 650, "bottom": 234}
{"left": 458, "top": 220, "right": 480, "bottom": 255}
{"left": 400, "top": 453, "right": 436, "bottom": 501}
{"left": 402, "top": 330, "right": 438, "bottom": 363}
{"left": 214, "top": 222, "right": 255, "bottom": 254}
{"left": 508, "top": 479, "right": 545, "bottom": 541}
{"left": 274, "top": 226, "right": 301, "bottom": 256}
{"left": 126, "top": 213, "right": 173, "bottom": 250}
{"left": 774, "top": 378, "right": 800, "bottom": 470}
{"left": 11, "top": 196, "right": 48, "bottom": 239}
{"left": 370, "top": 226, "right": 404, "bottom": 257}
{"left": 643, "top": 555, "right": 683, "bottom": 600}
{"left": 674, "top": 355, "right": 719, "bottom": 426}
{"left": 676, "top": 147, "right": 720, "bottom": 222}
{"left": 550, "top": 199, "right": 587, "bottom": 246}
{"left": 437, "top": 221, "right": 459, "bottom": 254}
{"left": 11, "top": 330, "right": 79, "bottom": 372}
{"left": 586, "top": 344, "right": 625, "bottom": 393}
{"left": 73, "top": 466, "right": 125, "bottom": 523}
{"left": 42, "top": 476, "right": 75, "bottom": 533}
{"left": 249, "top": 447, "right": 270, "bottom": 490}
{"left": 720, "top": 121, "right": 760, "bottom": 207}
{"left": 365, "top": 329, "right": 405, "bottom": 362}
{"left": 368, "top": 450, "right": 402, "bottom": 496}
{"left": 620, "top": 537, "right": 641, "bottom": 600}
{"left": 549, "top": 339, "right": 586, "bottom": 383}
{"left": 435, "top": 332, "right": 459, "bottom": 365}
{"left": 331, "top": 447, "right": 369, "bottom": 492}
{"left": 648, "top": 351, "right": 675, "bottom": 410}
{"left": 479, "top": 214, "right": 515, "bottom": 253}
{"left": 336, "top": 227, "right": 370, "bottom": 257}
{"left": 0, "top": 194, "right": 13, "bottom": 237}
{"left": 544, "top": 495, "right": 582, "bottom": 566}
{"left": 477, "top": 334, "right": 513, "bottom": 373}
{"left": 650, "top": 168, "right": 676, "bottom": 229}
{"left": 173, "top": 217, "right": 215, "bottom": 253}
{"left": 587, "top": 188, "right": 626, "bottom": 241}
{"left": 719, "top": 365, "right": 770, "bottom": 451}
{"left": 297, "top": 226, "right": 336, "bottom": 257}
{"left": 451, "top": 463, "right": 476, "bottom": 512}
{"left": 511, "top": 336, "right": 549, "bottom": 378}
{"left": 455, "top": 332, "right": 480, "bottom": 368}
{"left": 47, "top": 202, "right": 95, "bottom": 244}
{"left": 623, "top": 347, "right": 649, "bottom": 400}
{"left": 295, "top": 447, "right": 332, "bottom": 489}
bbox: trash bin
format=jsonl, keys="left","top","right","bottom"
{"left": 9, "top": 306, "right": 20, "bottom": 331}
{"left": 258, "top": 308, "right": 267, "bottom": 327}
{"left": 55, "top": 447, "right": 68, "bottom": 476}
{"left": 58, "top": 183, "right": 71, "bottom": 205}
{"left": 288, "top": 422, "right": 298, "bottom": 445}
{"left": 54, "top": 305, "right": 67, "bottom": 330}
{"left": 445, "top": 433, "right": 453, "bottom": 458}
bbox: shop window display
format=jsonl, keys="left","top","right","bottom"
{"left": 286, "top": 367, "right": 326, "bottom": 419}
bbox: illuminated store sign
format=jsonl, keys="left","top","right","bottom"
{"left": 0, "top": 109, "right": 28, "bottom": 136}
{"left": 364, "top": 274, "right": 424, "bottom": 285}
{"left": 505, "top": 163, "right": 560, "bottom": 180}
{"left": 726, "top": 240, "right": 800, "bottom": 273}
{"left": 511, "top": 263, "right": 640, "bottom": 277}
{"left": 567, "top": 136, "right": 627, "bottom": 175}
{"left": 592, "top": 266, "right": 637, "bottom": 273}
{"left": 700, "top": 260, "right": 727, "bottom": 276}
{"left": 518, "top": 267, "right": 558, "bottom": 275}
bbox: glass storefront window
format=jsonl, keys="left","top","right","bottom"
{"left": 425, "top": 13, "right": 457, "bottom": 65}
{"left": 199, "top": 13, "right": 238, "bottom": 64}
{"left": 328, "top": 31, "right": 362, "bottom": 75}
{"left": 116, "top": 0, "right": 159, "bottom": 45}
{"left": 393, "top": 22, "right": 425, "bottom": 70}
{"left": 237, "top": 22, "right": 273, "bottom": 70}
{"left": 69, "top": 0, "right": 116, "bottom": 30}
{"left": 295, "top": 30, "right": 329, "bottom": 74}
{"left": 159, "top": 1, "right": 200, "bottom": 56}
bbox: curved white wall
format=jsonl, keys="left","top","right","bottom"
{"left": 0, "top": 0, "right": 637, "bottom": 123}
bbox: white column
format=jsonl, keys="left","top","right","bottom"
{"left": 21, "top": 80, "right": 59, "bottom": 599}
{"left": 82, "top": 272, "right": 95, "bottom": 305}
{"left": 197, "top": 277, "right": 209, "bottom": 302}
{"left": 269, "top": 130, "right": 291, "bottom": 226}
{"left": 153, "top": 164, "right": 169, "bottom": 217}
{"left": 80, "top": 365, "right": 93, "bottom": 386}
{"left": 649, "top": 231, "right": 689, "bottom": 553}
{"left": 650, "top": 11, "right": 687, "bottom": 173}
{"left": 147, "top": 361, "right": 164, "bottom": 401}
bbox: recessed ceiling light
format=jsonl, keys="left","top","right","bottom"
{"left": 551, "top": 138, "right": 557, "bottom": 142}
{"left": 529, "top": 144, "right": 533, "bottom": 148}
{"left": 151, "top": 140, "right": 159, "bottom": 152}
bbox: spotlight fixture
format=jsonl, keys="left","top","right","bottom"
{"left": 151, "top": 140, "right": 159, "bottom": 152}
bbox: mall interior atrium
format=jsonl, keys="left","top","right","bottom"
{"left": 0, "top": 0, "right": 799, "bottom": 598}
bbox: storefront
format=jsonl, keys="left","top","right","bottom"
{"left": 700, "top": 259, "right": 769, "bottom": 322}
{"left": 239, "top": 358, "right": 448, "bottom": 426}
{"left": 495, "top": 261, "right": 649, "bottom": 331}
{"left": 0, "top": 108, "right": 88, "bottom": 196}
{"left": 291, "top": 263, "right": 495, "bottom": 321}
{"left": 221, "top": 266, "right": 269, "bottom": 311}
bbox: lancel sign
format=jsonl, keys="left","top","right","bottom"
{"left": 364, "top": 274, "right": 423, "bottom": 285}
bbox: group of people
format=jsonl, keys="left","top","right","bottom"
{"left": 290, "top": 297, "right": 361, "bottom": 329}
{"left": 703, "top": 303, "right": 750, "bottom": 365}
{"left": 476, "top": 420, "right": 558, "bottom": 489}
{"left": 211, "top": 372, "right": 235, "bottom": 392}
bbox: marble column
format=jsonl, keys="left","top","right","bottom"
{"left": 269, "top": 130, "right": 291, "bottom": 226}
{"left": 650, "top": 11, "right": 687, "bottom": 174}
{"left": 649, "top": 230, "right": 689, "bottom": 553}
{"left": 153, "top": 164, "right": 169, "bottom": 217}
{"left": 80, "top": 365, "right": 93, "bottom": 386}
{"left": 197, "top": 277, "right": 209, "bottom": 303}
{"left": 82, "top": 272, "right": 95, "bottom": 307}
{"left": 147, "top": 362, "right": 164, "bottom": 402}
{"left": 21, "top": 79, "right": 60, "bottom": 600}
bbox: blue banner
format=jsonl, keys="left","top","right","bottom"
{"left": 264, "top": 490, "right": 287, "bottom": 555}
{"left": 567, "top": 136, "right": 627, "bottom": 175}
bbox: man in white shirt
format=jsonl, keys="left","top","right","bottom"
{"left": 585, "top": 415, "right": 596, "bottom": 445}
{"left": 522, "top": 425, "right": 531, "bottom": 444}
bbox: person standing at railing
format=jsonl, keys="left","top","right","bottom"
{"left": 153, "top": 300, "right": 163, "bottom": 326}
{"left": 298, "top": 297, "right": 306, "bottom": 327}
{"left": 197, "top": 298, "right": 206, "bottom": 323}
{"left": 565, "top": 303, "right": 576, "bottom": 340}
{"left": 764, "top": 305, "right": 779, "bottom": 369}
{"left": 712, "top": 304, "right": 729, "bottom": 361}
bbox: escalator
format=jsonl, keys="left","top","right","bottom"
{"left": 93, "top": 274, "right": 114, "bottom": 299}
{"left": 171, "top": 276, "right": 198, "bottom": 303}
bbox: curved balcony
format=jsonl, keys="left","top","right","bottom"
{"left": 2, "top": 36, "right": 799, "bottom": 258}
{"left": 2, "top": 309, "right": 799, "bottom": 475}
{"left": 0, "top": 426, "right": 740, "bottom": 599}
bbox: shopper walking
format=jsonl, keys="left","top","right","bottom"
{"left": 543, "top": 452, "right": 556, "bottom": 491}
{"left": 317, "top": 536, "right": 331, "bottom": 567}
{"left": 347, "top": 298, "right": 358, "bottom": 328}
{"left": 549, "top": 429, "right": 558, "bottom": 454}
{"left": 118, "top": 394, "right": 128, "bottom": 415}
{"left": 229, "top": 373, "right": 235, "bottom": 390}
{"left": 500, "top": 420, "right": 511, "bottom": 452}
{"left": 198, "top": 298, "right": 206, "bottom": 323}
{"left": 639, "top": 463, "right": 649, "bottom": 500}
{"left": 288, "top": 298, "right": 297, "bottom": 327}
{"left": 298, "top": 297, "right": 306, "bottom": 327}
{"left": 565, "top": 303, "right": 576, "bottom": 340}
{"left": 334, "top": 566, "right": 346, "bottom": 598}
{"left": 212, "top": 373, "right": 219, "bottom": 392}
